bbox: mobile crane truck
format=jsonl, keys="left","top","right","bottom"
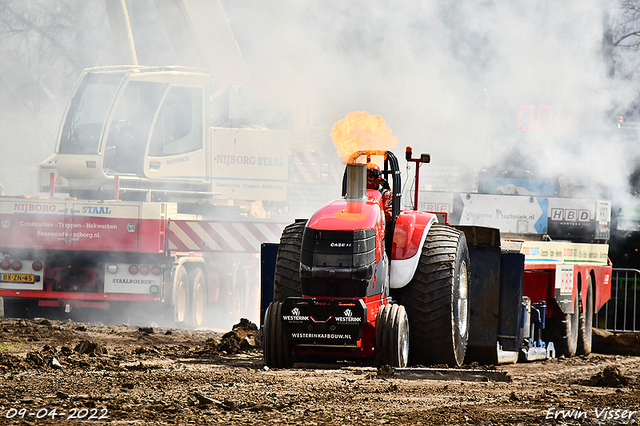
{"left": 0, "top": 1, "right": 342, "bottom": 329}
{"left": 0, "top": 65, "right": 341, "bottom": 330}
{"left": 262, "top": 147, "right": 612, "bottom": 367}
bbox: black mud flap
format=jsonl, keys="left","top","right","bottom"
{"left": 281, "top": 298, "right": 367, "bottom": 345}
{"left": 456, "top": 226, "right": 501, "bottom": 364}
{"left": 260, "top": 243, "right": 279, "bottom": 327}
{"left": 456, "top": 225, "right": 525, "bottom": 364}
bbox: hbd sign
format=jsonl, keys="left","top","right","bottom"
{"left": 550, "top": 208, "right": 590, "bottom": 222}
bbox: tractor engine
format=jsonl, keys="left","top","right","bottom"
{"left": 300, "top": 228, "right": 376, "bottom": 298}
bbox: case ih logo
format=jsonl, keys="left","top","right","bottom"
{"left": 14, "top": 203, "right": 58, "bottom": 213}
{"left": 550, "top": 209, "right": 590, "bottom": 222}
{"left": 330, "top": 242, "right": 351, "bottom": 248}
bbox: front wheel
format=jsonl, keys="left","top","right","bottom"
{"left": 263, "top": 301, "right": 294, "bottom": 368}
{"left": 375, "top": 304, "right": 409, "bottom": 368}
{"left": 399, "top": 224, "right": 470, "bottom": 367}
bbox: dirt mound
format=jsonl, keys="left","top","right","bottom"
{"left": 74, "top": 340, "right": 108, "bottom": 355}
{"left": 592, "top": 328, "right": 640, "bottom": 355}
{"left": 203, "top": 318, "right": 260, "bottom": 354}
{"left": 580, "top": 365, "right": 631, "bottom": 388}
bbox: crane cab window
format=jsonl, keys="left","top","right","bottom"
{"left": 148, "top": 87, "right": 203, "bottom": 157}
{"left": 59, "top": 73, "right": 123, "bottom": 155}
{"left": 103, "top": 81, "right": 166, "bottom": 175}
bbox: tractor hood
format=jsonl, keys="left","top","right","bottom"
{"left": 301, "top": 192, "right": 384, "bottom": 298}
{"left": 306, "top": 191, "right": 383, "bottom": 232}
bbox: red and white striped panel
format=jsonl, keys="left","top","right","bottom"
{"left": 167, "top": 220, "right": 288, "bottom": 253}
{"left": 290, "top": 151, "right": 342, "bottom": 185}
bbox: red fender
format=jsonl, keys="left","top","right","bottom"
{"left": 389, "top": 211, "right": 438, "bottom": 289}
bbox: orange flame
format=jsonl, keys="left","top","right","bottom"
{"left": 330, "top": 111, "right": 399, "bottom": 163}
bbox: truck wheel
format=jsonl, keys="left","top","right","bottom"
{"left": 545, "top": 293, "right": 579, "bottom": 357}
{"left": 274, "top": 220, "right": 307, "bottom": 301}
{"left": 577, "top": 276, "right": 594, "bottom": 356}
{"left": 173, "top": 266, "right": 189, "bottom": 326}
{"left": 263, "top": 301, "right": 294, "bottom": 368}
{"left": 375, "top": 304, "right": 409, "bottom": 368}
{"left": 230, "top": 261, "right": 249, "bottom": 317}
{"left": 400, "top": 224, "right": 470, "bottom": 367}
{"left": 188, "top": 268, "right": 207, "bottom": 328}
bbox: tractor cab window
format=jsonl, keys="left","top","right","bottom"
{"left": 148, "top": 87, "right": 203, "bottom": 157}
{"left": 103, "top": 81, "right": 167, "bottom": 176}
{"left": 59, "top": 73, "right": 123, "bottom": 155}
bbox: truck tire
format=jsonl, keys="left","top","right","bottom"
{"left": 173, "top": 266, "right": 189, "bottom": 326}
{"left": 188, "top": 268, "right": 207, "bottom": 328}
{"left": 263, "top": 301, "right": 294, "bottom": 368}
{"left": 274, "top": 220, "right": 307, "bottom": 301}
{"left": 229, "top": 261, "right": 250, "bottom": 318}
{"left": 400, "top": 224, "right": 470, "bottom": 367}
{"left": 577, "top": 276, "right": 594, "bottom": 356}
{"left": 375, "top": 304, "right": 410, "bottom": 368}
{"left": 545, "top": 293, "right": 579, "bottom": 357}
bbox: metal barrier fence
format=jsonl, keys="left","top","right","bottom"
{"left": 595, "top": 268, "right": 640, "bottom": 332}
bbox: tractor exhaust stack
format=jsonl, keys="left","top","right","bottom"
{"left": 345, "top": 162, "right": 367, "bottom": 213}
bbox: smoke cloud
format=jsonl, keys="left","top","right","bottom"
{"left": 223, "top": 0, "right": 634, "bottom": 203}
{"left": 0, "top": 0, "right": 636, "bottom": 203}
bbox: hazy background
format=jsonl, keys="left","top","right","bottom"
{"left": 1, "top": 0, "right": 640, "bottom": 204}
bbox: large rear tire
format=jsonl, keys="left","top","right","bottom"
{"left": 274, "top": 220, "right": 307, "bottom": 301}
{"left": 375, "top": 304, "right": 409, "bottom": 368}
{"left": 399, "top": 224, "right": 470, "bottom": 367}
{"left": 577, "top": 276, "right": 594, "bottom": 356}
{"left": 263, "top": 301, "right": 294, "bottom": 368}
{"left": 545, "top": 292, "right": 579, "bottom": 357}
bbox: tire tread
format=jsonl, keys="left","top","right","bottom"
{"left": 274, "top": 221, "right": 307, "bottom": 301}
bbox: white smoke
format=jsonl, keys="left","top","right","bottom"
{"left": 0, "top": 0, "right": 637, "bottom": 203}
{"left": 223, "top": 0, "right": 636, "bottom": 203}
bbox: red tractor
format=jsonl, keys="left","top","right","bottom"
{"left": 263, "top": 149, "right": 470, "bottom": 368}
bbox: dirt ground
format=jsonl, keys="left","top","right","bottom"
{"left": 0, "top": 316, "right": 639, "bottom": 426}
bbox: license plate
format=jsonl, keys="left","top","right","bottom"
{"left": 1, "top": 273, "right": 35, "bottom": 283}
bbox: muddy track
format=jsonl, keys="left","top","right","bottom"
{"left": 0, "top": 317, "right": 639, "bottom": 425}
